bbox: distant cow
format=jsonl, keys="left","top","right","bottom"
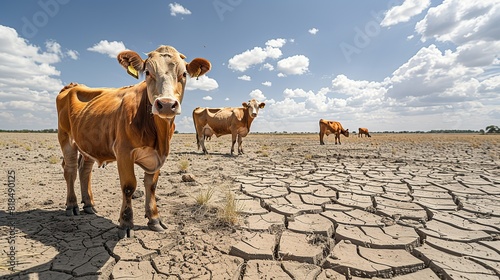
{"left": 358, "top": 127, "right": 371, "bottom": 137}
{"left": 319, "top": 119, "right": 349, "bottom": 145}
{"left": 193, "top": 99, "right": 265, "bottom": 155}
{"left": 56, "top": 45, "right": 211, "bottom": 237}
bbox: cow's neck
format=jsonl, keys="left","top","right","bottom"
{"left": 243, "top": 108, "right": 255, "bottom": 129}
{"left": 134, "top": 82, "right": 172, "bottom": 157}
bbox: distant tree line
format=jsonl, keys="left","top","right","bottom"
{"left": 0, "top": 126, "right": 498, "bottom": 134}
{"left": 0, "top": 129, "right": 58, "bottom": 133}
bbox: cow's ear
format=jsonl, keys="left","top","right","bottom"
{"left": 187, "top": 58, "right": 211, "bottom": 79}
{"left": 242, "top": 102, "right": 249, "bottom": 108}
{"left": 117, "top": 50, "right": 144, "bottom": 79}
{"left": 259, "top": 102, "right": 266, "bottom": 109}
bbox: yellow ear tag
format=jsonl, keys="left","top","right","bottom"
{"left": 127, "top": 65, "right": 139, "bottom": 79}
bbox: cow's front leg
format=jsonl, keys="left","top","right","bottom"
{"left": 78, "top": 154, "right": 97, "bottom": 214}
{"left": 237, "top": 134, "right": 244, "bottom": 155}
{"left": 144, "top": 171, "right": 167, "bottom": 232}
{"left": 319, "top": 132, "right": 325, "bottom": 145}
{"left": 117, "top": 159, "right": 137, "bottom": 238}
{"left": 230, "top": 133, "right": 237, "bottom": 155}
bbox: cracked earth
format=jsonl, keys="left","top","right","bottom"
{"left": 0, "top": 132, "right": 499, "bottom": 279}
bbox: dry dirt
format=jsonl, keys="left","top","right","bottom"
{"left": 0, "top": 132, "right": 499, "bottom": 279}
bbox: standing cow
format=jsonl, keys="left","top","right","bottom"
{"left": 56, "top": 45, "right": 211, "bottom": 237}
{"left": 358, "top": 127, "right": 371, "bottom": 137}
{"left": 319, "top": 119, "right": 349, "bottom": 145}
{"left": 193, "top": 99, "right": 265, "bottom": 155}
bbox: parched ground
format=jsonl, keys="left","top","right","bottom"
{"left": 0, "top": 132, "right": 499, "bottom": 279}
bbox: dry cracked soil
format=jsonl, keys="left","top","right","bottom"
{"left": 0, "top": 132, "right": 499, "bottom": 279}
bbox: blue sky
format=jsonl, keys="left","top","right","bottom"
{"left": 0, "top": 0, "right": 499, "bottom": 132}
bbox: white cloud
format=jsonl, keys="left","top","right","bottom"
{"left": 277, "top": 55, "right": 309, "bottom": 75}
{"left": 238, "top": 75, "right": 251, "bottom": 81}
{"left": 202, "top": 96, "right": 212, "bottom": 101}
{"left": 228, "top": 38, "right": 285, "bottom": 72}
{"left": 308, "top": 28, "right": 319, "bottom": 35}
{"left": 0, "top": 25, "right": 68, "bottom": 129}
{"left": 265, "top": 38, "right": 286, "bottom": 48}
{"left": 262, "top": 81, "right": 272, "bottom": 87}
{"left": 415, "top": 0, "right": 500, "bottom": 44}
{"left": 66, "top": 50, "right": 79, "bottom": 60}
{"left": 169, "top": 3, "right": 191, "bottom": 16}
{"left": 262, "top": 63, "right": 274, "bottom": 71}
{"left": 381, "top": 0, "right": 430, "bottom": 27}
{"left": 186, "top": 75, "right": 219, "bottom": 91}
{"left": 249, "top": 89, "right": 266, "bottom": 101}
{"left": 87, "top": 40, "right": 126, "bottom": 58}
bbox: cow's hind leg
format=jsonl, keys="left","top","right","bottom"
{"left": 197, "top": 131, "right": 208, "bottom": 154}
{"left": 230, "top": 133, "right": 237, "bottom": 155}
{"left": 59, "top": 135, "right": 79, "bottom": 216}
{"left": 144, "top": 171, "right": 167, "bottom": 232}
{"left": 237, "top": 134, "right": 244, "bottom": 155}
{"left": 117, "top": 158, "right": 137, "bottom": 238}
{"left": 78, "top": 154, "right": 97, "bottom": 214}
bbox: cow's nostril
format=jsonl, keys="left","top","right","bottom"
{"left": 156, "top": 100, "right": 163, "bottom": 110}
{"left": 171, "top": 101, "right": 178, "bottom": 110}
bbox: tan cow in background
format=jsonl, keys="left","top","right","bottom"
{"left": 358, "top": 127, "right": 371, "bottom": 137}
{"left": 193, "top": 99, "right": 265, "bottom": 155}
{"left": 319, "top": 119, "right": 349, "bottom": 145}
{"left": 56, "top": 45, "right": 211, "bottom": 238}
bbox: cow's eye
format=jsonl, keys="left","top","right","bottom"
{"left": 183, "top": 72, "right": 187, "bottom": 77}
{"left": 145, "top": 70, "right": 150, "bottom": 76}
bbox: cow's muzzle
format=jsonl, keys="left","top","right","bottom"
{"left": 153, "top": 97, "right": 181, "bottom": 118}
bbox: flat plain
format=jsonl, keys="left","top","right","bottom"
{"left": 0, "top": 132, "right": 499, "bottom": 279}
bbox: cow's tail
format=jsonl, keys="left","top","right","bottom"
{"left": 193, "top": 109, "right": 200, "bottom": 150}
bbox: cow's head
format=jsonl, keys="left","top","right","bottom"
{"left": 342, "top": 129, "right": 350, "bottom": 137}
{"left": 117, "top": 46, "right": 211, "bottom": 119}
{"left": 243, "top": 99, "right": 266, "bottom": 118}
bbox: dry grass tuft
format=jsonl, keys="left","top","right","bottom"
{"left": 217, "top": 186, "right": 243, "bottom": 226}
{"left": 48, "top": 155, "right": 59, "bottom": 164}
{"left": 178, "top": 157, "right": 190, "bottom": 172}
{"left": 195, "top": 186, "right": 215, "bottom": 206}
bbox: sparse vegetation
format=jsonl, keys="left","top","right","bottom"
{"left": 178, "top": 157, "right": 190, "bottom": 172}
{"left": 195, "top": 186, "right": 215, "bottom": 206}
{"left": 217, "top": 188, "right": 242, "bottom": 226}
{"left": 48, "top": 155, "right": 59, "bottom": 164}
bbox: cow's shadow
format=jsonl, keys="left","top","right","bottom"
{"left": 0, "top": 209, "right": 118, "bottom": 279}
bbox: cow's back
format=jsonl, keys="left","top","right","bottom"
{"left": 57, "top": 83, "right": 142, "bottom": 163}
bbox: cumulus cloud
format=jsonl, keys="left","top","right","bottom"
{"left": 308, "top": 28, "right": 319, "bottom": 35}
{"left": 202, "top": 96, "right": 212, "bottom": 101}
{"left": 415, "top": 0, "right": 500, "bottom": 44}
{"left": 238, "top": 75, "right": 251, "bottom": 81}
{"left": 381, "top": 0, "right": 430, "bottom": 27}
{"left": 169, "top": 3, "right": 191, "bottom": 16}
{"left": 186, "top": 75, "right": 219, "bottom": 91}
{"left": 0, "top": 25, "right": 70, "bottom": 129}
{"left": 249, "top": 89, "right": 266, "bottom": 100}
{"left": 277, "top": 55, "right": 309, "bottom": 75}
{"left": 228, "top": 38, "right": 286, "bottom": 72}
{"left": 87, "top": 40, "right": 126, "bottom": 58}
{"left": 262, "top": 81, "right": 272, "bottom": 87}
{"left": 262, "top": 63, "right": 274, "bottom": 71}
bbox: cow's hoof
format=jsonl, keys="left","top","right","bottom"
{"left": 65, "top": 206, "right": 80, "bottom": 216}
{"left": 83, "top": 206, "right": 97, "bottom": 214}
{"left": 148, "top": 219, "right": 167, "bottom": 232}
{"left": 117, "top": 227, "right": 134, "bottom": 239}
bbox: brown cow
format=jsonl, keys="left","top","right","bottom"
{"left": 358, "top": 127, "right": 371, "bottom": 137}
{"left": 193, "top": 99, "right": 265, "bottom": 155}
{"left": 56, "top": 45, "right": 211, "bottom": 237}
{"left": 319, "top": 119, "right": 349, "bottom": 145}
